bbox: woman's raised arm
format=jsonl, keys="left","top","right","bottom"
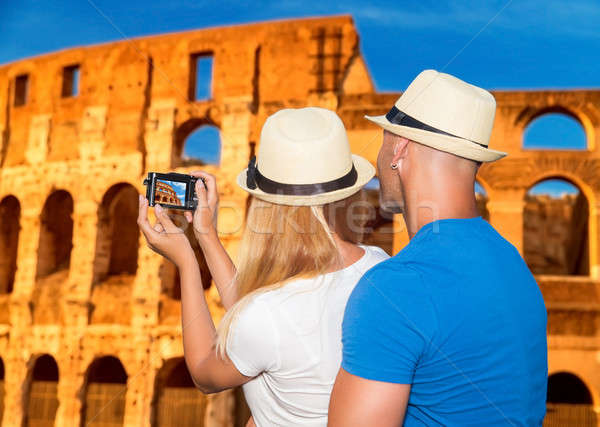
{"left": 138, "top": 195, "right": 250, "bottom": 393}
{"left": 184, "top": 171, "right": 239, "bottom": 309}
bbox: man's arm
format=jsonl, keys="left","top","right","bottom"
{"left": 330, "top": 266, "right": 435, "bottom": 426}
{"left": 328, "top": 368, "right": 410, "bottom": 426}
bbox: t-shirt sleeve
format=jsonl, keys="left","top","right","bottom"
{"left": 341, "top": 264, "right": 437, "bottom": 384}
{"left": 226, "top": 296, "right": 280, "bottom": 377}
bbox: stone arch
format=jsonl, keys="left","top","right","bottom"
{"left": 151, "top": 357, "right": 206, "bottom": 426}
{"left": 523, "top": 110, "right": 587, "bottom": 150}
{"left": 36, "top": 189, "right": 74, "bottom": 279}
{"left": 25, "top": 354, "right": 59, "bottom": 426}
{"left": 103, "top": 46, "right": 154, "bottom": 155}
{"left": 92, "top": 183, "right": 139, "bottom": 283}
{"left": 81, "top": 356, "right": 127, "bottom": 427}
{"left": 523, "top": 176, "right": 589, "bottom": 275}
{"left": 546, "top": 371, "right": 598, "bottom": 426}
{"left": 173, "top": 119, "right": 221, "bottom": 167}
{"left": 518, "top": 106, "right": 595, "bottom": 152}
{"left": 548, "top": 371, "right": 593, "bottom": 404}
{"left": 89, "top": 183, "right": 138, "bottom": 324}
{"left": 0, "top": 195, "right": 20, "bottom": 294}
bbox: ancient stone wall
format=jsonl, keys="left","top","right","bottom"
{"left": 0, "top": 14, "right": 599, "bottom": 426}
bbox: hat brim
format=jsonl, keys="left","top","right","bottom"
{"left": 236, "top": 154, "right": 375, "bottom": 206}
{"left": 364, "top": 114, "right": 507, "bottom": 162}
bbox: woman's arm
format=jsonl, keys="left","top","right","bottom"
{"left": 138, "top": 195, "right": 251, "bottom": 393}
{"left": 185, "top": 171, "right": 238, "bottom": 309}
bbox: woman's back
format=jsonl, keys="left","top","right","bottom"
{"left": 227, "top": 245, "right": 389, "bottom": 426}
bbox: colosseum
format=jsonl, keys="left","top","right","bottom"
{"left": 0, "top": 14, "right": 599, "bottom": 427}
{"left": 153, "top": 181, "right": 183, "bottom": 207}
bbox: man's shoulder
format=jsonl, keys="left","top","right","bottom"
{"left": 349, "top": 258, "right": 427, "bottom": 308}
{"left": 361, "top": 256, "right": 420, "bottom": 282}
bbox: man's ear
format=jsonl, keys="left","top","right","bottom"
{"left": 392, "top": 136, "right": 410, "bottom": 165}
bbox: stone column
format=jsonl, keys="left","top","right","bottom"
{"left": 144, "top": 99, "right": 177, "bottom": 173}
{"left": 25, "top": 114, "right": 51, "bottom": 165}
{"left": 9, "top": 210, "right": 41, "bottom": 328}
{"left": 587, "top": 201, "right": 600, "bottom": 279}
{"left": 55, "top": 199, "right": 100, "bottom": 426}
{"left": 123, "top": 356, "right": 155, "bottom": 427}
{"left": 2, "top": 350, "right": 30, "bottom": 426}
{"left": 54, "top": 356, "right": 86, "bottom": 427}
{"left": 66, "top": 200, "right": 99, "bottom": 302}
{"left": 208, "top": 96, "right": 253, "bottom": 329}
{"left": 130, "top": 98, "right": 180, "bottom": 328}
{"left": 126, "top": 99, "right": 181, "bottom": 424}
{"left": 79, "top": 106, "right": 107, "bottom": 161}
{"left": 487, "top": 189, "right": 526, "bottom": 254}
{"left": 217, "top": 96, "right": 253, "bottom": 258}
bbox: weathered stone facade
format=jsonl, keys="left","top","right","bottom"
{"left": 0, "top": 14, "right": 600, "bottom": 426}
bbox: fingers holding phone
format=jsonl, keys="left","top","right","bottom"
{"left": 189, "top": 171, "right": 219, "bottom": 242}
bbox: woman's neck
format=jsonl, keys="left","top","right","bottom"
{"left": 329, "top": 234, "right": 365, "bottom": 272}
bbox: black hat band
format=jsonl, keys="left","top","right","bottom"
{"left": 246, "top": 156, "right": 358, "bottom": 196}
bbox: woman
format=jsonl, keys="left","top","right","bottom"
{"left": 137, "top": 107, "right": 389, "bottom": 426}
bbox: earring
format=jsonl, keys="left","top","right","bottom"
{"left": 390, "top": 163, "right": 398, "bottom": 170}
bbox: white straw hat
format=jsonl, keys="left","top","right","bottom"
{"left": 237, "top": 107, "right": 375, "bottom": 206}
{"left": 365, "top": 69, "right": 507, "bottom": 162}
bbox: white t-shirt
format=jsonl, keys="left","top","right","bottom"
{"left": 226, "top": 244, "right": 390, "bottom": 426}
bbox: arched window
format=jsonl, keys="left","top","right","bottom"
{"left": 181, "top": 125, "right": 221, "bottom": 166}
{"left": 26, "top": 354, "right": 59, "bottom": 426}
{"left": 523, "top": 113, "right": 586, "bottom": 150}
{"left": 82, "top": 356, "right": 127, "bottom": 427}
{"left": 153, "top": 358, "right": 207, "bottom": 426}
{"left": 0, "top": 196, "right": 20, "bottom": 293}
{"left": 546, "top": 372, "right": 596, "bottom": 425}
{"left": 36, "top": 190, "right": 73, "bottom": 279}
{"left": 93, "top": 184, "right": 139, "bottom": 283}
{"left": 523, "top": 179, "right": 588, "bottom": 275}
{"left": 474, "top": 181, "right": 489, "bottom": 221}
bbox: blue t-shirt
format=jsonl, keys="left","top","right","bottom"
{"left": 342, "top": 217, "right": 548, "bottom": 426}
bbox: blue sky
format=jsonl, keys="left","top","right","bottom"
{"left": 2, "top": 0, "right": 598, "bottom": 89}
{"left": 2, "top": 0, "right": 596, "bottom": 195}
{"left": 524, "top": 114, "right": 587, "bottom": 150}
{"left": 528, "top": 179, "right": 579, "bottom": 198}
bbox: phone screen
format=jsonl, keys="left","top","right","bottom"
{"left": 154, "top": 179, "right": 187, "bottom": 207}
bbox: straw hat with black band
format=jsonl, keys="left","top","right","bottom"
{"left": 237, "top": 107, "right": 375, "bottom": 206}
{"left": 365, "top": 69, "right": 507, "bottom": 163}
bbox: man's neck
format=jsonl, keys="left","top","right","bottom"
{"left": 404, "top": 189, "right": 480, "bottom": 239}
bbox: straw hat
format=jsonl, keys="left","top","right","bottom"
{"left": 365, "top": 69, "right": 507, "bottom": 162}
{"left": 237, "top": 107, "right": 375, "bottom": 206}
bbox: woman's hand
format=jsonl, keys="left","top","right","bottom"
{"left": 183, "top": 171, "right": 219, "bottom": 244}
{"left": 137, "top": 195, "right": 195, "bottom": 268}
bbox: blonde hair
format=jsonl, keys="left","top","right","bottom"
{"left": 216, "top": 190, "right": 366, "bottom": 358}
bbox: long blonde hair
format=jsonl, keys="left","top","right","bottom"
{"left": 216, "top": 190, "right": 366, "bottom": 358}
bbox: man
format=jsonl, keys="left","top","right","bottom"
{"left": 329, "top": 70, "right": 548, "bottom": 426}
